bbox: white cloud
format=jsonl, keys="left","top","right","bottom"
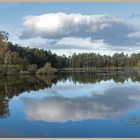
{"left": 21, "top": 13, "right": 119, "bottom": 38}
{"left": 18, "top": 12, "right": 140, "bottom": 55}
{"left": 21, "top": 12, "right": 139, "bottom": 47}
{"left": 56, "top": 37, "right": 105, "bottom": 50}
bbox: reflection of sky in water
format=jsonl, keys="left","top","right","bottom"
{"left": 16, "top": 79, "right": 140, "bottom": 123}
{"left": 20, "top": 78, "right": 140, "bottom": 99}
{"left": 1, "top": 77, "right": 140, "bottom": 137}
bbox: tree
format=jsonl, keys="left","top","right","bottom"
{"left": 0, "top": 31, "right": 11, "bottom": 64}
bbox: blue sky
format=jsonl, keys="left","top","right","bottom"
{"left": 0, "top": 2, "right": 140, "bottom": 55}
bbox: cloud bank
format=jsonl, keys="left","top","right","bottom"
{"left": 20, "top": 12, "right": 140, "bottom": 47}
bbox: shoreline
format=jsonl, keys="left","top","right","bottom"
{"left": 1, "top": 65, "right": 140, "bottom": 76}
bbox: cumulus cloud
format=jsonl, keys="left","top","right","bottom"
{"left": 21, "top": 87, "right": 140, "bottom": 123}
{"left": 21, "top": 13, "right": 121, "bottom": 39}
{"left": 20, "top": 12, "right": 140, "bottom": 47}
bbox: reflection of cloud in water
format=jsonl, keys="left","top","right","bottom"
{"left": 21, "top": 87, "right": 140, "bottom": 123}
{"left": 45, "top": 80, "right": 140, "bottom": 98}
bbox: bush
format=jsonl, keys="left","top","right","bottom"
{"left": 36, "top": 63, "right": 57, "bottom": 75}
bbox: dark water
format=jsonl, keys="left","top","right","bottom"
{"left": 1, "top": 71, "right": 140, "bottom": 137}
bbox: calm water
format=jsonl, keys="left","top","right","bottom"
{"left": 1, "top": 71, "right": 140, "bottom": 137}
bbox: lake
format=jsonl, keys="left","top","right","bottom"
{"left": 1, "top": 71, "right": 140, "bottom": 137}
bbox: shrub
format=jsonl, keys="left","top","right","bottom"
{"left": 36, "top": 63, "right": 57, "bottom": 75}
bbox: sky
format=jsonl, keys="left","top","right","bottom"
{"left": 1, "top": 2, "right": 140, "bottom": 56}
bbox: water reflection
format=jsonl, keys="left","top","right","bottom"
{"left": 58, "top": 71, "right": 140, "bottom": 84}
{"left": 0, "top": 75, "right": 57, "bottom": 119}
{"left": 0, "top": 97, "right": 9, "bottom": 118}
{"left": 0, "top": 71, "right": 140, "bottom": 121}
{"left": 21, "top": 87, "right": 140, "bottom": 122}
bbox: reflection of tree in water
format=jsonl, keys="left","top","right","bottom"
{"left": 0, "top": 70, "right": 140, "bottom": 119}
{"left": 0, "top": 97, "right": 9, "bottom": 119}
{"left": 36, "top": 74, "right": 58, "bottom": 88}
{"left": 0, "top": 75, "right": 57, "bottom": 119}
{"left": 58, "top": 70, "right": 140, "bottom": 84}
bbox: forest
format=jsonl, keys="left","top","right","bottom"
{"left": 0, "top": 31, "right": 140, "bottom": 75}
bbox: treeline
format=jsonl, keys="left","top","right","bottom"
{"left": 1, "top": 31, "right": 140, "bottom": 74}
{"left": 69, "top": 53, "right": 140, "bottom": 68}
{"left": 0, "top": 31, "right": 68, "bottom": 75}
{"left": 8, "top": 42, "right": 69, "bottom": 69}
{"left": 7, "top": 43, "right": 140, "bottom": 69}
